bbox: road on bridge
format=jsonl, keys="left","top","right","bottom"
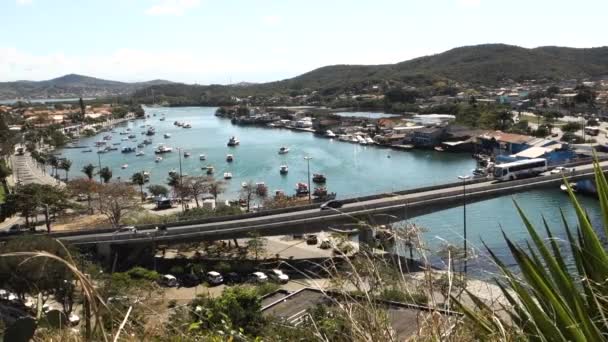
{"left": 56, "top": 159, "right": 608, "bottom": 247}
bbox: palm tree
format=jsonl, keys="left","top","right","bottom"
{"left": 131, "top": 172, "right": 146, "bottom": 202}
{"left": 99, "top": 167, "right": 112, "bottom": 183}
{"left": 60, "top": 159, "right": 72, "bottom": 181}
{"left": 48, "top": 155, "right": 59, "bottom": 178}
{"left": 81, "top": 164, "right": 96, "bottom": 180}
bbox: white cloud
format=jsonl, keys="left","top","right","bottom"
{"left": 16, "top": 0, "right": 33, "bottom": 5}
{"left": 145, "top": 0, "right": 200, "bottom": 16}
{"left": 456, "top": 0, "right": 481, "bottom": 7}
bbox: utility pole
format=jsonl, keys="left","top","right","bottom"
{"left": 97, "top": 153, "right": 102, "bottom": 183}
{"left": 458, "top": 175, "right": 471, "bottom": 274}
{"left": 304, "top": 156, "right": 312, "bottom": 203}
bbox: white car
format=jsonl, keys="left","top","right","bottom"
{"left": 159, "top": 274, "right": 178, "bottom": 287}
{"left": 268, "top": 269, "right": 289, "bottom": 284}
{"left": 550, "top": 167, "right": 566, "bottom": 174}
{"left": 249, "top": 272, "right": 268, "bottom": 283}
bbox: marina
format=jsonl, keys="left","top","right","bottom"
{"left": 52, "top": 106, "right": 600, "bottom": 276}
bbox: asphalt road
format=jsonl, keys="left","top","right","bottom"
{"left": 59, "top": 159, "right": 608, "bottom": 246}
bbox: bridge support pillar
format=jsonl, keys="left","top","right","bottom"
{"left": 96, "top": 243, "right": 113, "bottom": 267}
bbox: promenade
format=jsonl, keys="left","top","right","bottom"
{"left": 10, "top": 152, "right": 64, "bottom": 187}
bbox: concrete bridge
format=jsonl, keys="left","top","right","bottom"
{"left": 47, "top": 159, "right": 607, "bottom": 262}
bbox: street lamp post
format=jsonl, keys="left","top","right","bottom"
{"left": 458, "top": 175, "right": 471, "bottom": 274}
{"left": 304, "top": 156, "right": 312, "bottom": 203}
{"left": 177, "top": 147, "right": 184, "bottom": 212}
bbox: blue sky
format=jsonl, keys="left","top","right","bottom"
{"left": 1, "top": 0, "right": 606, "bottom": 84}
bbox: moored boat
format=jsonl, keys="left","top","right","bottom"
{"left": 184, "top": 151, "right": 191, "bottom": 158}
{"left": 199, "top": 154, "right": 206, "bottom": 161}
{"left": 256, "top": 182, "right": 268, "bottom": 196}
{"left": 278, "top": 146, "right": 290, "bottom": 154}
{"left": 325, "top": 130, "right": 336, "bottom": 138}
{"left": 121, "top": 164, "right": 128, "bottom": 169}
{"left": 295, "top": 182, "right": 309, "bottom": 196}
{"left": 155, "top": 157, "right": 163, "bottom": 163}
{"left": 164, "top": 133, "right": 171, "bottom": 139}
{"left": 279, "top": 165, "right": 288, "bottom": 175}
{"left": 223, "top": 172, "right": 233, "bottom": 179}
{"left": 136, "top": 151, "right": 145, "bottom": 156}
{"left": 206, "top": 166, "right": 214, "bottom": 175}
{"left": 226, "top": 154, "right": 234, "bottom": 162}
{"left": 312, "top": 173, "right": 326, "bottom": 183}
{"left": 227, "top": 136, "right": 240, "bottom": 146}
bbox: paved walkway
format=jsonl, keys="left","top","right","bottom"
{"left": 10, "top": 152, "right": 64, "bottom": 187}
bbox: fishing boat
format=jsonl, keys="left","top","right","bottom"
{"left": 136, "top": 151, "right": 145, "bottom": 156}
{"left": 279, "top": 165, "right": 288, "bottom": 175}
{"left": 199, "top": 154, "right": 206, "bottom": 161}
{"left": 227, "top": 136, "right": 240, "bottom": 146}
{"left": 295, "top": 182, "right": 309, "bottom": 196}
{"left": 312, "top": 173, "right": 327, "bottom": 183}
{"left": 121, "top": 164, "right": 128, "bottom": 169}
{"left": 184, "top": 151, "right": 191, "bottom": 158}
{"left": 313, "top": 187, "right": 328, "bottom": 197}
{"left": 278, "top": 146, "right": 290, "bottom": 154}
{"left": 164, "top": 133, "right": 171, "bottom": 139}
{"left": 206, "top": 166, "right": 214, "bottom": 175}
{"left": 223, "top": 172, "right": 233, "bottom": 179}
{"left": 155, "top": 157, "right": 163, "bottom": 163}
{"left": 226, "top": 154, "right": 234, "bottom": 162}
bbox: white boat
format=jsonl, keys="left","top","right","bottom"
{"left": 206, "top": 166, "right": 214, "bottom": 175}
{"left": 136, "top": 151, "right": 145, "bottom": 156}
{"left": 121, "top": 137, "right": 129, "bottom": 141}
{"left": 164, "top": 133, "right": 171, "bottom": 139}
{"left": 226, "top": 154, "right": 234, "bottom": 162}
{"left": 356, "top": 135, "right": 367, "bottom": 144}
{"left": 224, "top": 172, "right": 233, "bottom": 179}
{"left": 280, "top": 165, "right": 288, "bottom": 174}
{"left": 227, "top": 136, "right": 240, "bottom": 146}
{"left": 184, "top": 152, "right": 191, "bottom": 158}
{"left": 183, "top": 123, "right": 192, "bottom": 128}
{"left": 365, "top": 137, "right": 374, "bottom": 144}
{"left": 121, "top": 164, "right": 128, "bottom": 169}
{"left": 154, "top": 144, "right": 173, "bottom": 154}
{"left": 338, "top": 134, "right": 351, "bottom": 142}
{"left": 278, "top": 146, "right": 290, "bottom": 154}
{"left": 155, "top": 157, "right": 163, "bottom": 163}
{"left": 241, "top": 182, "right": 249, "bottom": 188}
{"left": 199, "top": 154, "right": 206, "bottom": 161}
{"left": 325, "top": 130, "right": 336, "bottom": 138}
{"left": 159, "top": 117, "right": 166, "bottom": 121}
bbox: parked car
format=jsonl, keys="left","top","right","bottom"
{"left": 268, "top": 269, "right": 289, "bottom": 284}
{"left": 159, "top": 274, "right": 178, "bottom": 287}
{"left": 550, "top": 166, "right": 566, "bottom": 174}
{"left": 206, "top": 271, "right": 224, "bottom": 286}
{"left": 249, "top": 272, "right": 268, "bottom": 283}
{"left": 306, "top": 234, "right": 318, "bottom": 245}
{"left": 180, "top": 273, "right": 200, "bottom": 287}
{"left": 224, "top": 272, "right": 243, "bottom": 285}
{"left": 320, "top": 200, "right": 343, "bottom": 210}
{"left": 319, "top": 239, "right": 332, "bottom": 249}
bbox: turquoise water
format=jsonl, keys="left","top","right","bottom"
{"left": 58, "top": 106, "right": 476, "bottom": 199}
{"left": 56, "top": 106, "right": 603, "bottom": 275}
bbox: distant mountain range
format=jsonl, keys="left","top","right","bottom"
{"left": 0, "top": 74, "right": 173, "bottom": 100}
{"left": 5, "top": 44, "right": 608, "bottom": 102}
{"left": 274, "top": 44, "right": 608, "bottom": 89}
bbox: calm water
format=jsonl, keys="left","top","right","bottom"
{"left": 58, "top": 107, "right": 475, "bottom": 198}
{"left": 56, "top": 106, "right": 603, "bottom": 276}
